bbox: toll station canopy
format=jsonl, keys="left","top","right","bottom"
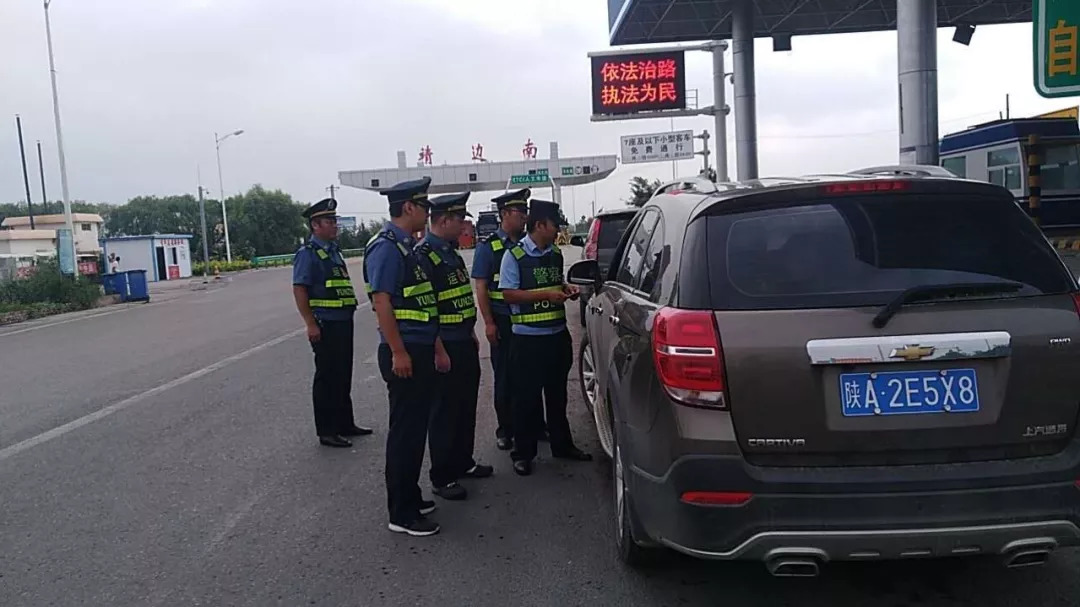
{"left": 608, "top": 0, "right": 1032, "bottom": 44}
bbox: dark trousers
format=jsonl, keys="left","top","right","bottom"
{"left": 509, "top": 329, "right": 574, "bottom": 462}
{"left": 490, "top": 313, "right": 515, "bottom": 439}
{"left": 311, "top": 319, "right": 356, "bottom": 436}
{"left": 429, "top": 339, "right": 481, "bottom": 487}
{"left": 379, "top": 342, "right": 436, "bottom": 525}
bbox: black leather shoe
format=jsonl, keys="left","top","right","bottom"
{"left": 462, "top": 463, "right": 494, "bottom": 478}
{"left": 433, "top": 482, "right": 467, "bottom": 500}
{"left": 319, "top": 435, "right": 352, "bottom": 448}
{"left": 342, "top": 425, "right": 374, "bottom": 437}
{"left": 496, "top": 437, "right": 513, "bottom": 451}
{"left": 420, "top": 500, "right": 437, "bottom": 515}
{"left": 553, "top": 446, "right": 593, "bottom": 461}
{"left": 512, "top": 460, "right": 533, "bottom": 476}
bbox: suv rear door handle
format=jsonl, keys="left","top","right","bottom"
{"left": 608, "top": 315, "right": 620, "bottom": 326}
{"left": 591, "top": 305, "right": 603, "bottom": 315}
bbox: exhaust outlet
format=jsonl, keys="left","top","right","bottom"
{"left": 766, "top": 557, "right": 821, "bottom": 578}
{"left": 1004, "top": 548, "right": 1052, "bottom": 568}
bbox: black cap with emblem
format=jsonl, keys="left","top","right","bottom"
{"left": 491, "top": 188, "right": 530, "bottom": 212}
{"left": 379, "top": 177, "right": 433, "bottom": 209}
{"left": 429, "top": 192, "right": 473, "bottom": 218}
{"left": 302, "top": 198, "right": 339, "bottom": 221}
{"left": 528, "top": 199, "right": 569, "bottom": 227}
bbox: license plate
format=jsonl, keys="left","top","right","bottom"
{"left": 839, "top": 369, "right": 979, "bottom": 417}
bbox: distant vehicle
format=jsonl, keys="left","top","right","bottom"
{"left": 569, "top": 167, "right": 1080, "bottom": 575}
{"left": 577, "top": 207, "right": 638, "bottom": 325}
{"left": 475, "top": 211, "right": 499, "bottom": 241}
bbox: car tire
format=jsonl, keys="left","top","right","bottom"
{"left": 613, "top": 425, "right": 661, "bottom": 568}
{"left": 579, "top": 334, "right": 596, "bottom": 416}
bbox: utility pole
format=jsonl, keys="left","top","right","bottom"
{"left": 44, "top": 0, "right": 78, "bottom": 276}
{"left": 197, "top": 167, "right": 211, "bottom": 283}
{"left": 15, "top": 115, "right": 36, "bottom": 229}
{"left": 36, "top": 141, "right": 48, "bottom": 218}
{"left": 327, "top": 184, "right": 337, "bottom": 200}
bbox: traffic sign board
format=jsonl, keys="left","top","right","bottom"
{"left": 510, "top": 169, "right": 549, "bottom": 185}
{"left": 1035, "top": 0, "right": 1080, "bottom": 98}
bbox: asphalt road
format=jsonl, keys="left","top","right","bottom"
{"left": 2, "top": 252, "right": 1080, "bottom": 606}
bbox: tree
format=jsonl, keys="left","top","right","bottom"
{"left": 224, "top": 185, "right": 308, "bottom": 259}
{"left": 627, "top": 176, "right": 662, "bottom": 207}
{"left": 105, "top": 194, "right": 222, "bottom": 260}
{"left": 572, "top": 215, "right": 591, "bottom": 233}
{"left": 337, "top": 219, "right": 383, "bottom": 251}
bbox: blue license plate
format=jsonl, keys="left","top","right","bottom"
{"left": 839, "top": 369, "right": 979, "bottom": 417}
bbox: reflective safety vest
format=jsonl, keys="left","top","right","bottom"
{"left": 416, "top": 241, "right": 477, "bottom": 327}
{"left": 508, "top": 243, "right": 566, "bottom": 329}
{"left": 483, "top": 233, "right": 510, "bottom": 303}
{"left": 362, "top": 229, "right": 438, "bottom": 324}
{"left": 304, "top": 241, "right": 358, "bottom": 311}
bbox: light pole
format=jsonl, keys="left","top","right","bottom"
{"left": 215, "top": 129, "right": 244, "bottom": 262}
{"left": 43, "top": 0, "right": 77, "bottom": 276}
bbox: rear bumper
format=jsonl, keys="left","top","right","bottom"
{"left": 630, "top": 456, "right": 1080, "bottom": 562}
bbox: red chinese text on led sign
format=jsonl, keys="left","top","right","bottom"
{"left": 590, "top": 51, "right": 687, "bottom": 116}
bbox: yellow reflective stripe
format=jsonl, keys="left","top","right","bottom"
{"left": 552, "top": 244, "right": 561, "bottom": 254}
{"left": 325, "top": 279, "right": 353, "bottom": 287}
{"left": 396, "top": 243, "right": 410, "bottom": 256}
{"left": 493, "top": 273, "right": 501, "bottom": 282}
{"left": 427, "top": 251, "right": 442, "bottom": 265}
{"left": 394, "top": 309, "right": 430, "bottom": 322}
{"left": 424, "top": 306, "right": 439, "bottom": 317}
{"left": 403, "top": 282, "right": 434, "bottom": 297}
{"left": 511, "top": 310, "right": 566, "bottom": 324}
{"left": 365, "top": 284, "right": 373, "bottom": 293}
{"left": 510, "top": 246, "right": 525, "bottom": 260}
{"left": 437, "top": 285, "right": 473, "bottom": 301}
{"left": 489, "top": 291, "right": 505, "bottom": 300}
{"left": 439, "top": 308, "right": 478, "bottom": 324}
{"left": 310, "top": 298, "right": 358, "bottom": 308}
{"left": 528, "top": 285, "right": 564, "bottom": 293}
{"left": 315, "top": 249, "right": 329, "bottom": 260}
{"left": 490, "top": 240, "right": 504, "bottom": 252}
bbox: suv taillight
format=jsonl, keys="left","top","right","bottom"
{"left": 652, "top": 307, "right": 726, "bottom": 408}
{"left": 583, "top": 218, "right": 600, "bottom": 260}
{"left": 1072, "top": 293, "right": 1080, "bottom": 318}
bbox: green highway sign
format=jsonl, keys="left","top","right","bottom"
{"left": 1035, "top": 0, "right": 1080, "bottom": 98}
{"left": 510, "top": 169, "right": 549, "bottom": 185}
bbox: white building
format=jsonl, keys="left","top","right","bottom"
{"left": 101, "top": 234, "right": 193, "bottom": 282}
{"left": 0, "top": 230, "right": 57, "bottom": 257}
{"left": 1, "top": 213, "right": 105, "bottom": 255}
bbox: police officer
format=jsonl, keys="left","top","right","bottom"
{"left": 364, "top": 177, "right": 451, "bottom": 537}
{"left": 292, "top": 197, "right": 373, "bottom": 449}
{"left": 416, "top": 192, "right": 495, "bottom": 501}
{"left": 499, "top": 199, "right": 592, "bottom": 476}
{"left": 471, "top": 188, "right": 529, "bottom": 451}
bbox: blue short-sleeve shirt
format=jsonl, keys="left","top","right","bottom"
{"left": 498, "top": 234, "right": 567, "bottom": 336}
{"left": 364, "top": 222, "right": 439, "bottom": 345}
{"left": 471, "top": 228, "right": 515, "bottom": 317}
{"left": 293, "top": 236, "right": 354, "bottom": 322}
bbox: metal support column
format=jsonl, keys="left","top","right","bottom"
{"left": 897, "top": 0, "right": 939, "bottom": 165}
{"left": 731, "top": 0, "right": 759, "bottom": 180}
{"left": 710, "top": 41, "right": 730, "bottom": 182}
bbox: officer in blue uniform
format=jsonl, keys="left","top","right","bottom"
{"left": 364, "top": 177, "right": 450, "bottom": 537}
{"left": 499, "top": 199, "right": 592, "bottom": 476}
{"left": 292, "top": 197, "right": 373, "bottom": 449}
{"left": 416, "top": 192, "right": 495, "bottom": 501}
{"left": 471, "top": 188, "right": 529, "bottom": 451}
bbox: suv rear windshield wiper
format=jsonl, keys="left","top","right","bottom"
{"left": 872, "top": 281, "right": 1024, "bottom": 328}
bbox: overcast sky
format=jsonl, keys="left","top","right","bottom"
{"left": 0, "top": 0, "right": 1073, "bottom": 222}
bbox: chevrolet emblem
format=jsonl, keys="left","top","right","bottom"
{"left": 890, "top": 345, "right": 935, "bottom": 361}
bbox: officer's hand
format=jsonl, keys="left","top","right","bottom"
{"left": 484, "top": 322, "right": 498, "bottom": 345}
{"left": 564, "top": 284, "right": 580, "bottom": 301}
{"left": 435, "top": 350, "right": 452, "bottom": 374}
{"left": 546, "top": 291, "right": 569, "bottom": 305}
{"left": 392, "top": 350, "right": 413, "bottom": 378}
{"left": 307, "top": 323, "right": 321, "bottom": 343}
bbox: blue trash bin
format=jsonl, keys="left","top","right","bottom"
{"left": 121, "top": 270, "right": 150, "bottom": 303}
{"left": 101, "top": 273, "right": 122, "bottom": 296}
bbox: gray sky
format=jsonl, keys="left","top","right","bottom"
{"left": 0, "top": 0, "right": 1072, "bottom": 223}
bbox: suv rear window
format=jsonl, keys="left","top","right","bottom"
{"left": 689, "top": 193, "right": 1074, "bottom": 310}
{"left": 597, "top": 214, "right": 634, "bottom": 250}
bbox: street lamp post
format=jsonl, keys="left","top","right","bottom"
{"left": 43, "top": 0, "right": 77, "bottom": 277}
{"left": 215, "top": 129, "right": 244, "bottom": 263}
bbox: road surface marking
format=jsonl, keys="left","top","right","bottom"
{"left": 0, "top": 306, "right": 133, "bottom": 338}
{"left": 0, "top": 328, "right": 304, "bottom": 463}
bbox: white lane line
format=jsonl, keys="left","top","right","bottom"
{"left": 0, "top": 306, "right": 133, "bottom": 338}
{"left": 0, "top": 328, "right": 305, "bottom": 463}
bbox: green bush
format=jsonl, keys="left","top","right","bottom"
{"left": 0, "top": 259, "right": 102, "bottom": 310}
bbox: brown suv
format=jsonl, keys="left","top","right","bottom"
{"left": 568, "top": 167, "right": 1080, "bottom": 575}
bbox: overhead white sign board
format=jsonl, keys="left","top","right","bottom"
{"left": 620, "top": 130, "right": 695, "bottom": 165}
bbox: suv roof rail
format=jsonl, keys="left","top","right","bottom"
{"left": 654, "top": 176, "right": 721, "bottom": 197}
{"left": 848, "top": 164, "right": 959, "bottom": 178}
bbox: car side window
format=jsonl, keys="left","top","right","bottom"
{"left": 638, "top": 217, "right": 666, "bottom": 298}
{"left": 615, "top": 209, "right": 659, "bottom": 288}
